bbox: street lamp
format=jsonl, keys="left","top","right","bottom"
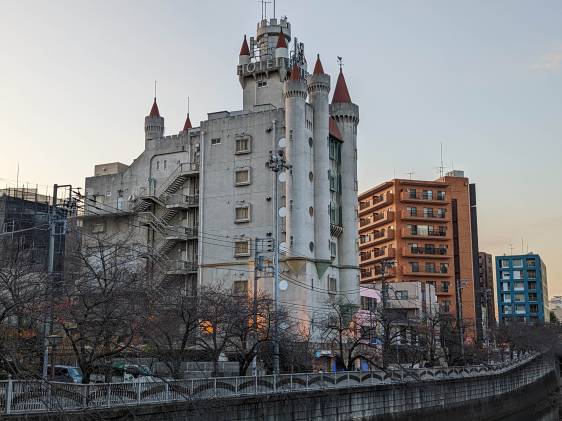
{"left": 47, "top": 334, "right": 62, "bottom": 380}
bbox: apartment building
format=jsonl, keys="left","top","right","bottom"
{"left": 358, "top": 171, "right": 482, "bottom": 340}
{"left": 478, "top": 252, "right": 496, "bottom": 338}
{"left": 496, "top": 254, "right": 548, "bottom": 323}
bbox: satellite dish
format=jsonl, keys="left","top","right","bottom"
{"left": 278, "top": 207, "right": 287, "bottom": 217}
{"left": 278, "top": 172, "right": 286, "bottom": 183}
{"left": 278, "top": 138, "right": 287, "bottom": 148}
{"left": 279, "top": 280, "right": 288, "bottom": 291}
{"left": 279, "top": 242, "right": 288, "bottom": 253}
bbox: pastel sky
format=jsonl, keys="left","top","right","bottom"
{"left": 1, "top": 1, "right": 561, "bottom": 294}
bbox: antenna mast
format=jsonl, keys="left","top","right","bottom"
{"left": 440, "top": 142, "right": 444, "bottom": 178}
{"left": 154, "top": 80, "right": 157, "bottom": 99}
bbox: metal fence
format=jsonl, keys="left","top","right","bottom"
{"left": 0, "top": 354, "right": 541, "bottom": 415}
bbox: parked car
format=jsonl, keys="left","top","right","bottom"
{"left": 47, "top": 365, "right": 83, "bottom": 383}
{"left": 90, "top": 363, "right": 158, "bottom": 383}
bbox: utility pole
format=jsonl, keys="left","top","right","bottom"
{"left": 42, "top": 184, "right": 72, "bottom": 380}
{"left": 455, "top": 278, "right": 466, "bottom": 361}
{"left": 42, "top": 184, "right": 58, "bottom": 380}
{"left": 266, "top": 150, "right": 288, "bottom": 374}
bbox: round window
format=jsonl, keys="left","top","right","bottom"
{"left": 309, "top": 171, "right": 314, "bottom": 182}
{"left": 308, "top": 137, "right": 313, "bottom": 147}
{"left": 309, "top": 206, "right": 314, "bottom": 217}
{"left": 309, "top": 242, "right": 315, "bottom": 252}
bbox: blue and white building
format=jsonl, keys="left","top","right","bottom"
{"left": 496, "top": 254, "right": 548, "bottom": 323}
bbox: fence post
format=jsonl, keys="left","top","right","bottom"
{"left": 82, "top": 384, "right": 88, "bottom": 409}
{"left": 273, "top": 374, "right": 277, "bottom": 393}
{"left": 137, "top": 382, "right": 141, "bottom": 404}
{"left": 214, "top": 378, "right": 217, "bottom": 398}
{"left": 290, "top": 374, "right": 293, "bottom": 392}
{"left": 347, "top": 371, "right": 350, "bottom": 386}
{"left": 254, "top": 375, "right": 258, "bottom": 394}
{"left": 6, "top": 376, "right": 13, "bottom": 415}
{"left": 106, "top": 384, "right": 111, "bottom": 408}
{"left": 165, "top": 382, "right": 169, "bottom": 401}
{"left": 235, "top": 377, "right": 239, "bottom": 395}
{"left": 306, "top": 373, "right": 309, "bottom": 390}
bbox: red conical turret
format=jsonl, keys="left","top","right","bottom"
{"left": 313, "top": 54, "right": 325, "bottom": 75}
{"left": 239, "top": 35, "right": 250, "bottom": 56}
{"left": 148, "top": 98, "right": 160, "bottom": 117}
{"left": 276, "top": 29, "right": 287, "bottom": 49}
{"left": 329, "top": 116, "right": 343, "bottom": 141}
{"left": 289, "top": 63, "right": 302, "bottom": 81}
{"left": 183, "top": 113, "right": 192, "bottom": 132}
{"left": 332, "top": 68, "right": 352, "bottom": 103}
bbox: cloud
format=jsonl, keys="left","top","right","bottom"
{"left": 531, "top": 48, "right": 562, "bottom": 71}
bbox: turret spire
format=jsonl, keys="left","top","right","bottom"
{"left": 289, "top": 63, "right": 302, "bottom": 81}
{"left": 148, "top": 97, "right": 160, "bottom": 117}
{"left": 276, "top": 29, "right": 287, "bottom": 49}
{"left": 313, "top": 54, "right": 325, "bottom": 75}
{"left": 332, "top": 68, "right": 352, "bottom": 104}
{"left": 183, "top": 113, "right": 192, "bottom": 131}
{"left": 239, "top": 35, "right": 250, "bottom": 56}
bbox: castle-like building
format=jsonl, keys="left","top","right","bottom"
{"left": 83, "top": 16, "right": 360, "bottom": 331}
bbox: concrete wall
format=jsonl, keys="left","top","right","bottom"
{"left": 10, "top": 356, "right": 557, "bottom": 421}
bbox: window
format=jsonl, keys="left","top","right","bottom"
{"left": 235, "top": 205, "right": 250, "bottom": 223}
{"left": 437, "top": 191, "right": 446, "bottom": 201}
{"left": 234, "top": 240, "right": 250, "bottom": 257}
{"left": 235, "top": 169, "right": 250, "bottom": 186}
{"left": 233, "top": 280, "right": 248, "bottom": 294}
{"left": 395, "top": 290, "right": 408, "bottom": 300}
{"left": 410, "top": 262, "right": 419, "bottom": 273}
{"left": 422, "top": 190, "right": 433, "bottom": 200}
{"left": 437, "top": 208, "right": 446, "bottom": 218}
{"left": 211, "top": 138, "right": 221, "bottom": 145}
{"left": 526, "top": 258, "right": 536, "bottom": 267}
{"left": 425, "top": 263, "right": 436, "bottom": 273}
{"left": 440, "top": 300, "right": 450, "bottom": 313}
{"left": 502, "top": 293, "right": 511, "bottom": 303}
{"left": 501, "top": 271, "right": 510, "bottom": 280}
{"left": 407, "top": 207, "right": 417, "bottom": 216}
{"left": 514, "top": 281, "right": 524, "bottom": 291}
{"left": 328, "top": 277, "right": 337, "bottom": 294}
{"left": 528, "top": 293, "right": 538, "bottom": 301}
{"left": 514, "top": 293, "right": 525, "bottom": 302}
{"left": 502, "top": 282, "right": 510, "bottom": 292}
{"left": 503, "top": 305, "right": 512, "bottom": 314}
{"left": 257, "top": 80, "right": 267, "bottom": 88}
{"left": 529, "top": 304, "right": 538, "bottom": 314}
{"left": 512, "top": 259, "right": 523, "bottom": 267}
{"left": 330, "top": 241, "right": 337, "bottom": 259}
{"left": 91, "top": 223, "right": 105, "bottom": 234}
{"left": 512, "top": 270, "right": 522, "bottom": 279}
{"left": 235, "top": 136, "right": 251, "bottom": 154}
{"left": 441, "top": 281, "right": 450, "bottom": 293}
{"left": 515, "top": 305, "right": 526, "bottom": 314}
{"left": 361, "top": 296, "right": 377, "bottom": 311}
{"left": 500, "top": 259, "right": 509, "bottom": 268}
{"left": 423, "top": 207, "right": 434, "bottom": 218}
{"left": 528, "top": 281, "right": 537, "bottom": 290}
{"left": 408, "top": 188, "right": 417, "bottom": 199}
{"left": 439, "top": 263, "right": 449, "bottom": 274}
{"left": 527, "top": 270, "right": 536, "bottom": 279}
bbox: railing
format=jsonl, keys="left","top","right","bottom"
{"left": 0, "top": 354, "right": 540, "bottom": 415}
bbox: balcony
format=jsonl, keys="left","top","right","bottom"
{"left": 360, "top": 266, "right": 397, "bottom": 283}
{"left": 400, "top": 191, "right": 450, "bottom": 204}
{"left": 359, "top": 229, "right": 395, "bottom": 249}
{"left": 401, "top": 266, "right": 450, "bottom": 278}
{"left": 359, "top": 211, "right": 395, "bottom": 230}
{"left": 400, "top": 210, "right": 450, "bottom": 222}
{"left": 402, "top": 247, "right": 451, "bottom": 259}
{"left": 163, "top": 193, "right": 199, "bottom": 209}
{"left": 359, "top": 192, "right": 394, "bottom": 215}
{"left": 165, "top": 260, "right": 197, "bottom": 275}
{"left": 360, "top": 247, "right": 396, "bottom": 265}
{"left": 401, "top": 228, "right": 450, "bottom": 240}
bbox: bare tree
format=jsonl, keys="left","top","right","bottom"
{"left": 54, "top": 234, "right": 147, "bottom": 383}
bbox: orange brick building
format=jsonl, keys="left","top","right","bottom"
{"left": 358, "top": 172, "right": 481, "bottom": 341}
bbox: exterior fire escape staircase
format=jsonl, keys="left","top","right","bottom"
{"left": 138, "top": 211, "right": 198, "bottom": 275}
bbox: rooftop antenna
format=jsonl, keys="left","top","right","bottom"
{"left": 273, "top": 0, "right": 276, "bottom": 18}
{"left": 406, "top": 171, "right": 415, "bottom": 180}
{"left": 154, "top": 80, "right": 157, "bottom": 100}
{"left": 509, "top": 242, "right": 514, "bottom": 256}
{"left": 187, "top": 96, "right": 190, "bottom": 115}
{"left": 16, "top": 163, "right": 19, "bottom": 190}
{"left": 439, "top": 142, "right": 445, "bottom": 178}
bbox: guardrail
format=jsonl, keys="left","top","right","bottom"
{"left": 0, "top": 353, "right": 540, "bottom": 415}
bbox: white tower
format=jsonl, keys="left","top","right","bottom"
{"left": 237, "top": 18, "right": 291, "bottom": 111}
{"left": 144, "top": 98, "right": 164, "bottom": 142}
{"left": 284, "top": 63, "right": 314, "bottom": 258}
{"left": 307, "top": 55, "right": 331, "bottom": 263}
{"left": 331, "top": 67, "right": 360, "bottom": 304}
